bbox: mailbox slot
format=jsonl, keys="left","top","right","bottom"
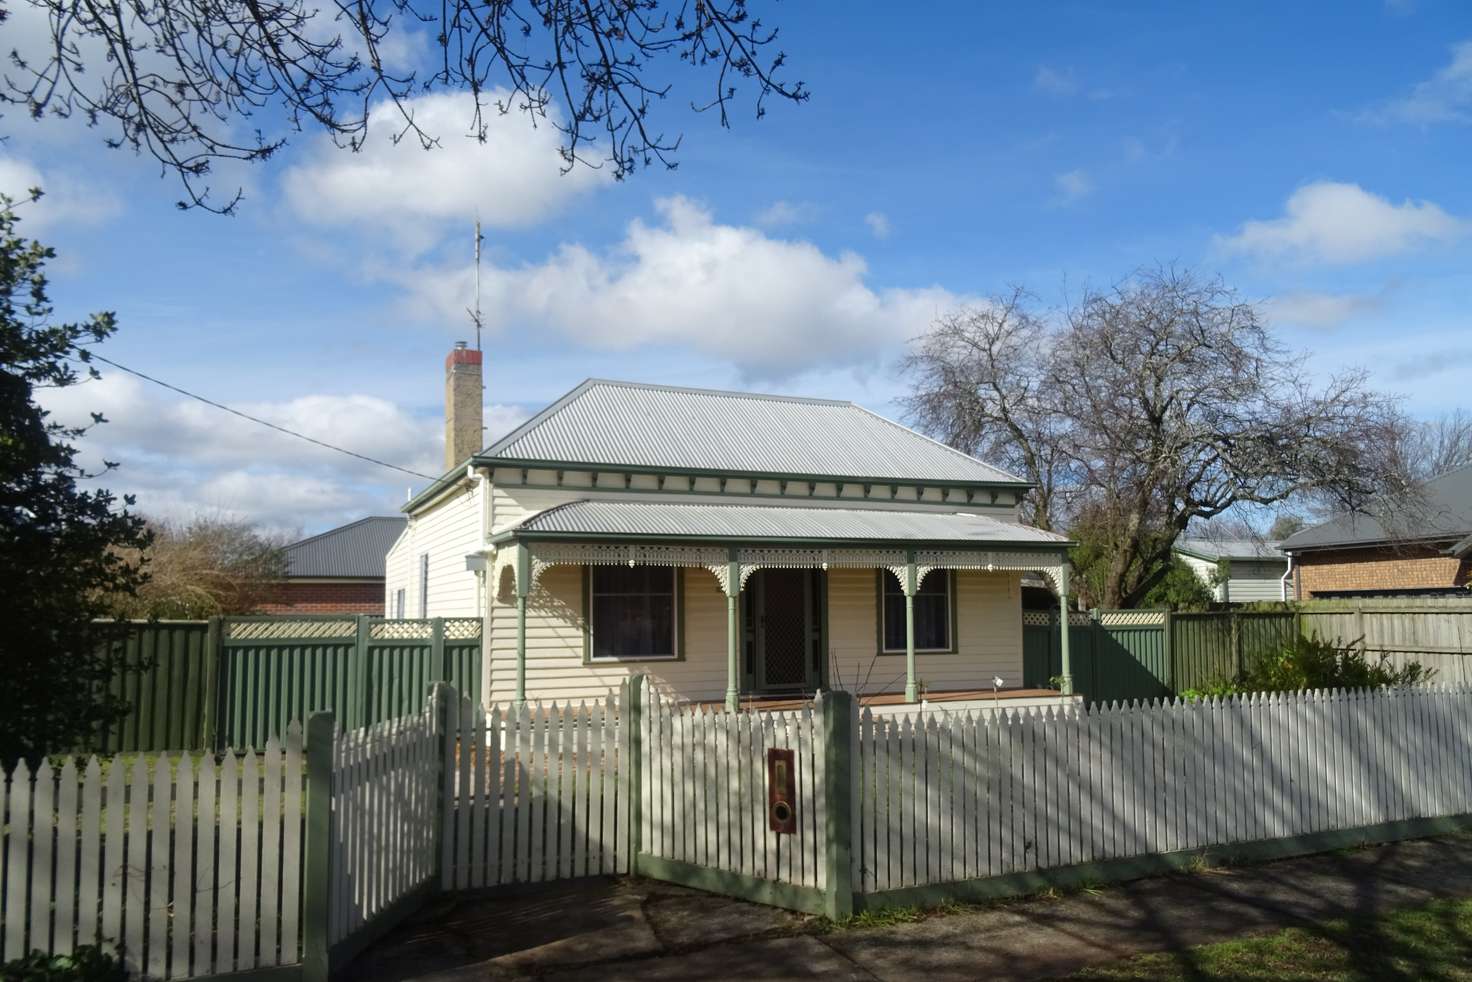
{"left": 767, "top": 747, "right": 797, "bottom": 834}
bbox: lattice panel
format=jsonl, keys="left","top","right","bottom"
{"left": 444, "top": 618, "right": 482, "bottom": 640}
{"left": 1098, "top": 610, "right": 1166, "bottom": 627}
{"left": 1022, "top": 611, "right": 1052, "bottom": 627}
{"left": 370, "top": 620, "right": 433, "bottom": 640}
{"left": 226, "top": 618, "right": 356, "bottom": 640}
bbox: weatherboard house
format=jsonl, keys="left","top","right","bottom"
{"left": 386, "top": 345, "right": 1077, "bottom": 711}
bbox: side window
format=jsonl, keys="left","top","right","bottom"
{"left": 419, "top": 553, "right": 430, "bottom": 617}
{"left": 394, "top": 588, "right": 406, "bottom": 619}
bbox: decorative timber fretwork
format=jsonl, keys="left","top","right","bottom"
{"left": 912, "top": 549, "right": 1067, "bottom": 593}
{"left": 499, "top": 540, "right": 1068, "bottom": 600}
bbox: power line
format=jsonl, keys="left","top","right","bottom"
{"left": 83, "top": 351, "right": 437, "bottom": 481}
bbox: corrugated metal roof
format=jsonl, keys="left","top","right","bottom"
{"left": 1174, "top": 538, "right": 1286, "bottom": 562}
{"left": 480, "top": 379, "right": 1025, "bottom": 484}
{"left": 284, "top": 516, "right": 406, "bottom": 578}
{"left": 1281, "top": 463, "right": 1472, "bottom": 552}
{"left": 504, "top": 499, "right": 1068, "bottom": 546}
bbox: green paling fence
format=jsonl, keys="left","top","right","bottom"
{"left": 95, "top": 616, "right": 482, "bottom": 753}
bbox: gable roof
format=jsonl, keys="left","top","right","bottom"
{"left": 1281, "top": 462, "right": 1472, "bottom": 553}
{"left": 1174, "top": 538, "right": 1286, "bottom": 563}
{"left": 477, "top": 379, "right": 1025, "bottom": 485}
{"left": 283, "top": 516, "right": 406, "bottom": 578}
{"left": 497, "top": 499, "right": 1069, "bottom": 547}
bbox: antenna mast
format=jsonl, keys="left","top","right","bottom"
{"left": 472, "top": 219, "right": 484, "bottom": 351}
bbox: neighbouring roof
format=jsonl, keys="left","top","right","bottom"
{"left": 283, "top": 516, "right": 406, "bottom": 578}
{"left": 477, "top": 379, "right": 1026, "bottom": 485}
{"left": 1174, "top": 538, "right": 1287, "bottom": 563}
{"left": 1281, "top": 462, "right": 1472, "bottom": 553}
{"left": 496, "top": 499, "right": 1069, "bottom": 547}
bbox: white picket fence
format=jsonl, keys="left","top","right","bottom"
{"left": 439, "top": 687, "right": 630, "bottom": 890}
{"left": 639, "top": 689, "right": 826, "bottom": 891}
{"left": 854, "top": 685, "right": 1472, "bottom": 893}
{"left": 328, "top": 708, "right": 440, "bottom": 947}
{"left": 1, "top": 733, "right": 304, "bottom": 978}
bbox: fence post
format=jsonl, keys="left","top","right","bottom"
{"left": 1231, "top": 612, "right": 1243, "bottom": 679}
{"left": 353, "top": 615, "right": 372, "bottom": 730}
{"left": 428, "top": 682, "right": 453, "bottom": 887}
{"left": 1162, "top": 609, "right": 1175, "bottom": 695}
{"left": 627, "top": 674, "right": 645, "bottom": 876}
{"left": 821, "top": 690, "right": 855, "bottom": 921}
{"left": 202, "top": 616, "right": 223, "bottom": 752}
{"left": 303, "top": 710, "right": 336, "bottom": 982}
{"left": 431, "top": 617, "right": 446, "bottom": 682}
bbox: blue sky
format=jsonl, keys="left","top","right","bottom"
{"left": 8, "top": 0, "right": 1472, "bottom": 533}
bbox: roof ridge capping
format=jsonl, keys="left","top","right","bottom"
{"left": 579, "top": 377, "right": 855, "bottom": 406}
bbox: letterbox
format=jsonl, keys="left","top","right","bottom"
{"left": 767, "top": 747, "right": 797, "bottom": 834}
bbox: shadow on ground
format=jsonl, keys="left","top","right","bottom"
{"left": 348, "top": 834, "right": 1472, "bottom": 982}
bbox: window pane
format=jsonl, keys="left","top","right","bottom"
{"left": 914, "top": 594, "right": 949, "bottom": 649}
{"left": 882, "top": 570, "right": 950, "bottom": 651}
{"left": 883, "top": 593, "right": 907, "bottom": 651}
{"left": 591, "top": 566, "right": 675, "bottom": 659}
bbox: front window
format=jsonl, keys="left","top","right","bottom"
{"left": 882, "top": 569, "right": 952, "bottom": 652}
{"left": 590, "top": 565, "right": 678, "bottom": 661}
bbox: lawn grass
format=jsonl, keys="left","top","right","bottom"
{"left": 1073, "top": 896, "right": 1472, "bottom": 981}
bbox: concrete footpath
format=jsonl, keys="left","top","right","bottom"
{"left": 349, "top": 833, "right": 1472, "bottom": 981}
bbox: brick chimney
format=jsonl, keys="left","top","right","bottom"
{"left": 444, "top": 341, "right": 483, "bottom": 469}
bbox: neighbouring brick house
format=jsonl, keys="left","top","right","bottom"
{"left": 261, "top": 516, "right": 407, "bottom": 614}
{"left": 1282, "top": 463, "right": 1472, "bottom": 599}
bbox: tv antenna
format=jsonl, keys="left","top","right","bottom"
{"left": 469, "top": 219, "right": 484, "bottom": 351}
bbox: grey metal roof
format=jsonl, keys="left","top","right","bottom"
{"left": 1174, "top": 538, "right": 1286, "bottom": 562}
{"left": 479, "top": 379, "right": 1025, "bottom": 485}
{"left": 1281, "top": 463, "right": 1472, "bottom": 553}
{"left": 284, "top": 516, "right": 406, "bottom": 578}
{"left": 501, "top": 499, "right": 1068, "bottom": 546}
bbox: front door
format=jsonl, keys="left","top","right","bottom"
{"left": 747, "top": 569, "right": 824, "bottom": 694}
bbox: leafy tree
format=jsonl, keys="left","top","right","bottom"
{"left": 2, "top": 0, "right": 808, "bottom": 213}
{"left": 108, "top": 515, "right": 290, "bottom": 618}
{"left": 903, "top": 267, "right": 1407, "bottom": 608}
{"left": 0, "top": 195, "right": 150, "bottom": 767}
{"left": 1138, "top": 557, "right": 1216, "bottom": 612}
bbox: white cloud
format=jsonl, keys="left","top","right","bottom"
{"left": 1262, "top": 290, "right": 1383, "bottom": 329}
{"left": 282, "top": 91, "right": 608, "bottom": 249}
{"left": 39, "top": 373, "right": 528, "bottom": 531}
{"left": 755, "top": 200, "right": 817, "bottom": 227}
{"left": 391, "top": 196, "right": 966, "bottom": 380}
{"left": 0, "top": 156, "right": 122, "bottom": 231}
{"left": 1054, "top": 169, "right": 1094, "bottom": 202}
{"left": 1359, "top": 40, "right": 1472, "bottom": 125}
{"left": 864, "top": 211, "right": 891, "bottom": 239}
{"left": 1217, "top": 182, "right": 1465, "bottom": 264}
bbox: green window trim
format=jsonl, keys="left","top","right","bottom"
{"left": 581, "top": 565, "right": 687, "bottom": 664}
{"left": 874, "top": 568, "right": 959, "bottom": 656}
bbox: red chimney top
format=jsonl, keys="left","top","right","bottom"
{"left": 446, "top": 340, "right": 482, "bottom": 370}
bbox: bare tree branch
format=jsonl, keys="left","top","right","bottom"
{"left": 2, "top": 0, "right": 809, "bottom": 213}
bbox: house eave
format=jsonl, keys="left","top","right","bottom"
{"left": 490, "top": 528, "right": 1075, "bottom": 552}
{"left": 472, "top": 455, "right": 1034, "bottom": 491}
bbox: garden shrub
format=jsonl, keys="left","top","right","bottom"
{"left": 1182, "top": 634, "right": 1434, "bottom": 700}
{"left": 1, "top": 946, "right": 126, "bottom": 982}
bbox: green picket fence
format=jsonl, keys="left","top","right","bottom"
{"left": 93, "top": 616, "right": 482, "bottom": 753}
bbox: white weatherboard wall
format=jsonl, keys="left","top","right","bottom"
{"left": 1179, "top": 553, "right": 1288, "bottom": 604}
{"left": 482, "top": 566, "right": 1027, "bottom": 706}
{"left": 385, "top": 482, "right": 483, "bottom": 618}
